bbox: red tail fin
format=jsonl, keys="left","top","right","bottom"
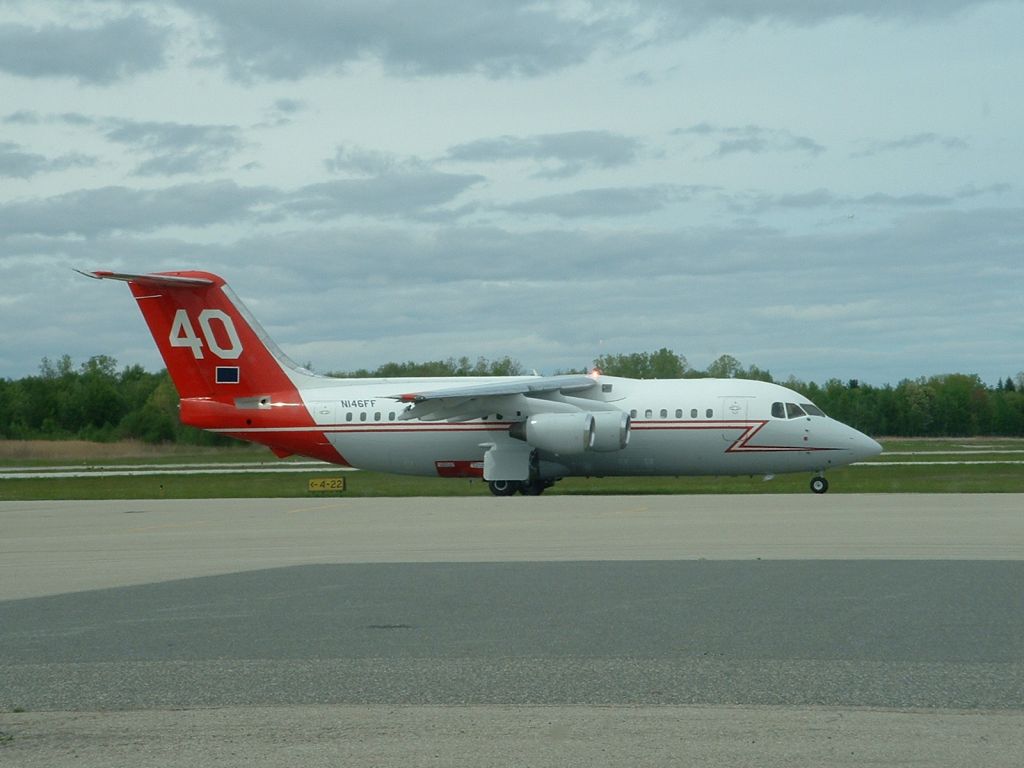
{"left": 87, "top": 270, "right": 348, "bottom": 464}
{"left": 88, "top": 270, "right": 310, "bottom": 399}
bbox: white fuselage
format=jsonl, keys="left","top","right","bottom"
{"left": 284, "top": 375, "right": 880, "bottom": 480}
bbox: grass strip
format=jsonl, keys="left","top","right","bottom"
{"left": 2, "top": 462, "right": 1023, "bottom": 500}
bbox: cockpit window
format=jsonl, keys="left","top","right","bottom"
{"left": 771, "top": 402, "right": 785, "bottom": 419}
{"left": 801, "top": 403, "right": 826, "bottom": 417}
{"left": 785, "top": 402, "right": 807, "bottom": 419}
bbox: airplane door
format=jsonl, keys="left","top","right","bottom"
{"left": 720, "top": 397, "right": 749, "bottom": 421}
{"left": 311, "top": 401, "right": 337, "bottom": 425}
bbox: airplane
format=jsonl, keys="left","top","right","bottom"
{"left": 84, "top": 269, "right": 882, "bottom": 495}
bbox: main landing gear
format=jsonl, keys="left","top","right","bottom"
{"left": 810, "top": 475, "right": 829, "bottom": 494}
{"left": 488, "top": 479, "right": 551, "bottom": 496}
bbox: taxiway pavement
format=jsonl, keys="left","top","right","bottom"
{"left": 1, "top": 494, "right": 1022, "bottom": 766}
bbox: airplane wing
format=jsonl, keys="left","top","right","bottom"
{"left": 390, "top": 374, "right": 600, "bottom": 421}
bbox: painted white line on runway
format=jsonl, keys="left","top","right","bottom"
{"left": 883, "top": 450, "right": 1024, "bottom": 455}
{"left": 858, "top": 460, "right": 1024, "bottom": 466}
{"left": 1, "top": 460, "right": 332, "bottom": 473}
{"left": 0, "top": 466, "right": 351, "bottom": 480}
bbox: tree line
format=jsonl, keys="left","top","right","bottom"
{"left": 1, "top": 351, "right": 1022, "bottom": 443}
{"left": 0, "top": 355, "right": 221, "bottom": 445}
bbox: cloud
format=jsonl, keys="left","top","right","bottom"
{"left": 727, "top": 184, "right": 1011, "bottom": 214}
{"left": 677, "top": 123, "right": 825, "bottom": 158}
{"left": 282, "top": 172, "right": 485, "bottom": 220}
{"left": 447, "top": 131, "right": 643, "bottom": 178}
{"left": 0, "top": 181, "right": 277, "bottom": 237}
{"left": 2, "top": 111, "right": 42, "bottom": 125}
{"left": 255, "top": 98, "right": 307, "bottom": 128}
{"left": 0, "top": 15, "right": 169, "bottom": 84}
{"left": 102, "top": 120, "right": 247, "bottom": 176}
{"left": 851, "top": 132, "right": 970, "bottom": 158}
{"left": 0, "top": 142, "right": 95, "bottom": 179}
{"left": 0, "top": 2, "right": 987, "bottom": 87}
{"left": 3, "top": 111, "right": 97, "bottom": 128}
{"left": 324, "top": 145, "right": 428, "bottom": 176}
{"left": 151, "top": 0, "right": 991, "bottom": 82}
{"left": 169, "top": 0, "right": 611, "bottom": 81}
{"left": 642, "top": 0, "right": 998, "bottom": 36}
{"left": 2, "top": 111, "right": 97, "bottom": 127}
{"left": 754, "top": 299, "right": 883, "bottom": 322}
{"left": 273, "top": 98, "right": 304, "bottom": 114}
{"left": 311, "top": 146, "right": 486, "bottom": 218}
{"left": 0, "top": 162, "right": 484, "bottom": 238}
{"left": 501, "top": 185, "right": 707, "bottom": 219}
{"left": 1, "top": 112, "right": 247, "bottom": 175}
{"left": 149, "top": 1, "right": 998, "bottom": 82}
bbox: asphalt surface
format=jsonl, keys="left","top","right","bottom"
{"left": 2, "top": 559, "right": 1023, "bottom": 710}
{"left": 1, "top": 495, "right": 1022, "bottom": 766}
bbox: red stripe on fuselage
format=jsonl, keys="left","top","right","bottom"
{"left": 209, "top": 418, "right": 842, "bottom": 457}
{"left": 632, "top": 419, "right": 842, "bottom": 453}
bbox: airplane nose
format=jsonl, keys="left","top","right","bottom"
{"left": 853, "top": 431, "right": 883, "bottom": 461}
{"left": 829, "top": 420, "right": 882, "bottom": 462}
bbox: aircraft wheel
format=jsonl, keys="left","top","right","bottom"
{"left": 488, "top": 479, "right": 521, "bottom": 496}
{"left": 810, "top": 476, "right": 829, "bottom": 494}
{"left": 519, "top": 479, "right": 546, "bottom": 496}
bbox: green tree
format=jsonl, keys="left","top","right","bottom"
{"left": 75, "top": 356, "right": 127, "bottom": 438}
{"left": 931, "top": 374, "right": 985, "bottom": 436}
{"left": 895, "top": 379, "right": 936, "bottom": 435}
{"left": 706, "top": 354, "right": 742, "bottom": 378}
{"left": 593, "top": 348, "right": 688, "bottom": 378}
{"left": 335, "top": 356, "right": 525, "bottom": 378}
{"left": 739, "top": 363, "right": 774, "bottom": 383}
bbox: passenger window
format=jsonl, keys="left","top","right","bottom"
{"left": 389, "top": 412, "right": 396, "bottom": 421}
{"left": 360, "top": 412, "right": 367, "bottom": 422}
{"left": 706, "top": 408, "right": 713, "bottom": 418}
{"left": 785, "top": 403, "right": 806, "bottom": 419}
{"left": 660, "top": 409, "right": 668, "bottom": 418}
{"left": 645, "top": 409, "right": 653, "bottom": 418}
{"left": 801, "top": 403, "right": 825, "bottom": 417}
{"left": 771, "top": 402, "right": 785, "bottom": 419}
{"left": 690, "top": 409, "right": 698, "bottom": 418}
{"left": 630, "top": 409, "right": 637, "bottom": 418}
{"left": 374, "top": 412, "right": 381, "bottom": 422}
{"left": 346, "top": 412, "right": 353, "bottom": 422}
{"left": 675, "top": 409, "right": 683, "bottom": 418}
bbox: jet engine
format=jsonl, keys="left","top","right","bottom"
{"left": 509, "top": 412, "right": 595, "bottom": 455}
{"left": 590, "top": 410, "right": 631, "bottom": 452}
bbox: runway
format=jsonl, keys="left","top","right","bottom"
{"left": 1, "top": 495, "right": 1022, "bottom": 766}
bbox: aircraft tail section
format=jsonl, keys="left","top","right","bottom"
{"left": 86, "top": 270, "right": 348, "bottom": 464}
{"left": 87, "top": 270, "right": 311, "bottom": 399}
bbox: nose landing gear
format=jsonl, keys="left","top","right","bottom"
{"left": 810, "top": 475, "right": 829, "bottom": 494}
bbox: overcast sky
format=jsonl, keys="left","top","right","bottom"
{"left": 2, "top": 1, "right": 1022, "bottom": 386}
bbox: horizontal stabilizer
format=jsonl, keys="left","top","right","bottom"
{"left": 77, "top": 269, "right": 215, "bottom": 287}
